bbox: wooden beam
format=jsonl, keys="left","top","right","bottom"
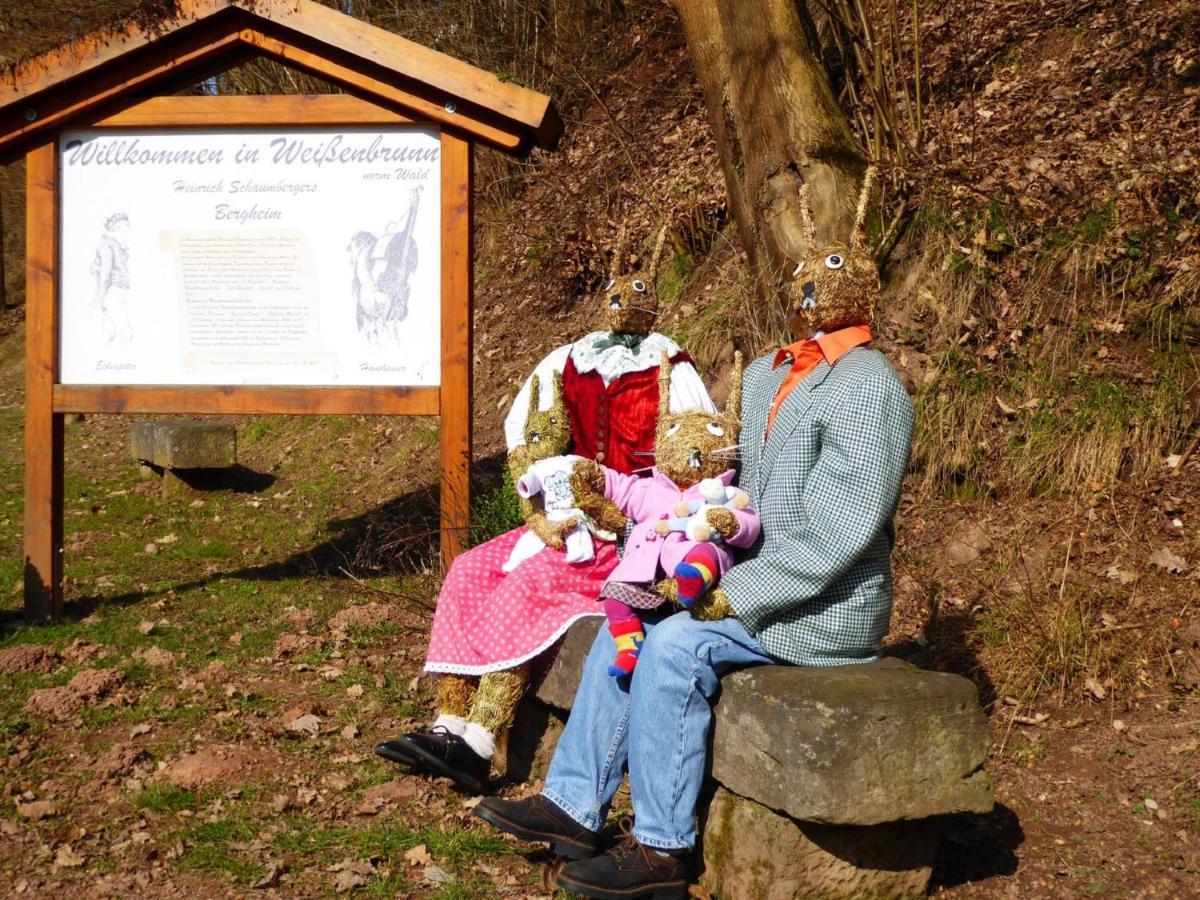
{"left": 0, "top": 1, "right": 265, "bottom": 105}
{"left": 24, "top": 142, "right": 64, "bottom": 622}
{"left": 284, "top": 0, "right": 559, "bottom": 144}
{"left": 52, "top": 385, "right": 441, "bottom": 417}
{"left": 439, "top": 131, "right": 474, "bottom": 564}
{"left": 239, "top": 29, "right": 524, "bottom": 153}
{"left": 0, "top": 29, "right": 252, "bottom": 165}
{"left": 0, "top": 0, "right": 560, "bottom": 158}
{"left": 86, "top": 93, "right": 416, "bottom": 127}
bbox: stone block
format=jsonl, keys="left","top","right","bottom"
{"left": 712, "top": 659, "right": 992, "bottom": 825}
{"left": 131, "top": 421, "right": 236, "bottom": 470}
{"left": 535, "top": 619, "right": 992, "bottom": 825}
{"left": 535, "top": 617, "right": 603, "bottom": 709}
{"left": 701, "top": 786, "right": 936, "bottom": 899}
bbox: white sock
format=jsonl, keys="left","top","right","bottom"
{"left": 461, "top": 722, "right": 496, "bottom": 760}
{"left": 433, "top": 714, "right": 467, "bottom": 736}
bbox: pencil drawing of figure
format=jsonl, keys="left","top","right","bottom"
{"left": 348, "top": 186, "right": 423, "bottom": 348}
{"left": 91, "top": 212, "right": 134, "bottom": 346}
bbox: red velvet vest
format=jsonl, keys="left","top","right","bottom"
{"left": 561, "top": 351, "right": 692, "bottom": 476}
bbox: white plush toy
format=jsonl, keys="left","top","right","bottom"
{"left": 655, "top": 476, "right": 751, "bottom": 543}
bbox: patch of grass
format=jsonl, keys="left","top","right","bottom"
{"left": 180, "top": 842, "right": 264, "bottom": 884}
{"left": 1183, "top": 794, "right": 1200, "bottom": 835}
{"left": 134, "top": 784, "right": 199, "bottom": 814}
{"left": 242, "top": 419, "right": 277, "bottom": 445}
{"left": 173, "top": 537, "right": 236, "bottom": 561}
{"left": 470, "top": 475, "right": 522, "bottom": 547}
{"left": 960, "top": 531, "right": 1149, "bottom": 705}
{"left": 175, "top": 814, "right": 264, "bottom": 883}
{"left": 0, "top": 715, "right": 31, "bottom": 739}
{"left": 656, "top": 252, "right": 695, "bottom": 304}
{"left": 1077, "top": 203, "right": 1115, "bottom": 245}
{"left": 914, "top": 341, "right": 1196, "bottom": 496}
{"left": 272, "top": 820, "right": 512, "bottom": 868}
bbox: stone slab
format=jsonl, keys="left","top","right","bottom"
{"left": 701, "top": 786, "right": 935, "bottom": 899}
{"left": 131, "top": 421, "right": 236, "bottom": 470}
{"left": 535, "top": 619, "right": 992, "bottom": 826}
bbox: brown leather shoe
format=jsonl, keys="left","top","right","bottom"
{"left": 473, "top": 794, "right": 600, "bottom": 860}
{"left": 556, "top": 820, "right": 690, "bottom": 899}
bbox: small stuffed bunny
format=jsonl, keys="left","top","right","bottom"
{"left": 655, "top": 476, "right": 752, "bottom": 544}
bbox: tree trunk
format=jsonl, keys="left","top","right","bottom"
{"left": 672, "top": 0, "right": 865, "bottom": 322}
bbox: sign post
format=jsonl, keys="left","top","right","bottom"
{"left": 0, "top": 1, "right": 560, "bottom": 621}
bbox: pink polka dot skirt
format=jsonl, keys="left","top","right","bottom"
{"left": 425, "top": 526, "right": 614, "bottom": 675}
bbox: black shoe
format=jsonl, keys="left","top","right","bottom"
{"left": 393, "top": 727, "right": 490, "bottom": 794}
{"left": 556, "top": 820, "right": 690, "bottom": 899}
{"left": 474, "top": 794, "right": 601, "bottom": 861}
{"left": 374, "top": 737, "right": 420, "bottom": 766}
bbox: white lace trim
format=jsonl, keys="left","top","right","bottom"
{"left": 570, "top": 331, "right": 682, "bottom": 386}
{"left": 423, "top": 611, "right": 605, "bottom": 676}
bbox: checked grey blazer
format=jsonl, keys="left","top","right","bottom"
{"left": 721, "top": 346, "right": 915, "bottom": 666}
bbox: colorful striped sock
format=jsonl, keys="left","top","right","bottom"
{"left": 607, "top": 617, "right": 645, "bottom": 677}
{"left": 675, "top": 544, "right": 720, "bottom": 607}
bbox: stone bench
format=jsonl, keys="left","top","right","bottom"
{"left": 131, "top": 421, "right": 237, "bottom": 496}
{"left": 526, "top": 619, "right": 993, "bottom": 898}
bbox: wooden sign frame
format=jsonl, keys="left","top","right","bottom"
{"left": 23, "top": 94, "right": 474, "bottom": 621}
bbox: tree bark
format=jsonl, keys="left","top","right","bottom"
{"left": 672, "top": 0, "right": 865, "bottom": 320}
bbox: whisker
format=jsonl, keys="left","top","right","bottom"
{"left": 631, "top": 451, "right": 658, "bottom": 456}
{"left": 628, "top": 465, "right": 656, "bottom": 474}
{"left": 710, "top": 444, "right": 744, "bottom": 454}
{"left": 629, "top": 306, "right": 660, "bottom": 316}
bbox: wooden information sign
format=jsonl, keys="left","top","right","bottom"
{"left": 0, "top": 0, "right": 561, "bottom": 621}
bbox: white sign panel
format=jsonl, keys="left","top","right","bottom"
{"left": 59, "top": 126, "right": 441, "bottom": 386}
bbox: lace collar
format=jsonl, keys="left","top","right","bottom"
{"left": 569, "top": 331, "right": 681, "bottom": 386}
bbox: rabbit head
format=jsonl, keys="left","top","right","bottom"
{"left": 598, "top": 225, "right": 669, "bottom": 334}
{"left": 654, "top": 351, "right": 744, "bottom": 489}
{"left": 523, "top": 371, "right": 571, "bottom": 462}
{"left": 786, "top": 167, "right": 880, "bottom": 336}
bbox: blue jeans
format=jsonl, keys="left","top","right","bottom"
{"left": 543, "top": 612, "right": 773, "bottom": 850}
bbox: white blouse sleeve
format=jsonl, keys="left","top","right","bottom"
{"left": 504, "top": 343, "right": 574, "bottom": 452}
{"left": 668, "top": 361, "right": 717, "bottom": 414}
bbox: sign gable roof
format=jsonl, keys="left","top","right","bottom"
{"left": 0, "top": 0, "right": 562, "bottom": 162}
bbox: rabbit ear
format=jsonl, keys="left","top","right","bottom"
{"left": 657, "top": 350, "right": 673, "bottom": 429}
{"left": 648, "top": 225, "right": 669, "bottom": 283}
{"left": 549, "top": 370, "right": 566, "bottom": 416}
{"left": 797, "top": 181, "right": 818, "bottom": 252}
{"left": 851, "top": 166, "right": 878, "bottom": 256}
{"left": 528, "top": 374, "right": 542, "bottom": 416}
{"left": 725, "top": 351, "right": 744, "bottom": 423}
{"left": 609, "top": 223, "right": 629, "bottom": 281}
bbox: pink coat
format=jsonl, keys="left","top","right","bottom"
{"left": 602, "top": 467, "right": 761, "bottom": 585}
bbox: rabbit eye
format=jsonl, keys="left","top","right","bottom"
{"left": 604, "top": 278, "right": 615, "bottom": 291}
{"left": 632, "top": 280, "right": 647, "bottom": 293}
{"left": 791, "top": 261, "right": 805, "bottom": 277}
{"left": 549, "top": 418, "right": 557, "bottom": 425}
{"left": 666, "top": 423, "right": 681, "bottom": 437}
{"left": 825, "top": 254, "right": 844, "bottom": 270}
{"left": 706, "top": 423, "right": 725, "bottom": 437}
